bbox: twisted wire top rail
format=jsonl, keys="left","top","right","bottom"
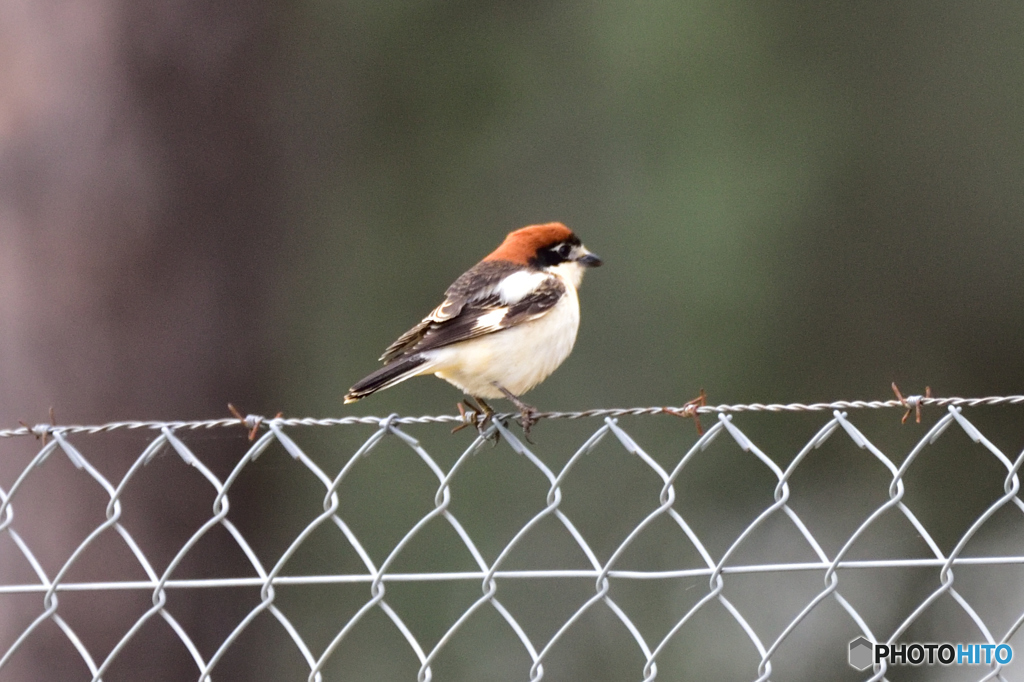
{"left": 2, "top": 394, "right": 1023, "bottom": 439}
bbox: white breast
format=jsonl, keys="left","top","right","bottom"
{"left": 424, "top": 285, "right": 582, "bottom": 399}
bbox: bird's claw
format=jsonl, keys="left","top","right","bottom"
{"left": 452, "top": 399, "right": 499, "bottom": 443}
{"left": 492, "top": 384, "right": 540, "bottom": 443}
{"left": 518, "top": 407, "right": 538, "bottom": 444}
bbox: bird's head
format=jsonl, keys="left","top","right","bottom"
{"left": 484, "top": 223, "right": 603, "bottom": 277}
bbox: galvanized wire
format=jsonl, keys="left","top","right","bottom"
{"left": 4, "top": 393, "right": 1024, "bottom": 440}
{"left": 1, "top": 395, "right": 1023, "bottom": 681}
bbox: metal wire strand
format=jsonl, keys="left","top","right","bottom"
{"left": 3, "top": 393, "right": 1023, "bottom": 439}
{"left": 1, "top": 397, "right": 1022, "bottom": 682}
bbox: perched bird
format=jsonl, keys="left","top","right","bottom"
{"left": 345, "top": 222, "right": 602, "bottom": 435}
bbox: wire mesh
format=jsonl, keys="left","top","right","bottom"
{"left": 1, "top": 396, "right": 1024, "bottom": 681}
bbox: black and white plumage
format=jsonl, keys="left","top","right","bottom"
{"left": 380, "top": 262, "right": 567, "bottom": 361}
{"left": 344, "top": 223, "right": 602, "bottom": 413}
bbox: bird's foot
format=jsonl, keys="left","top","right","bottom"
{"left": 453, "top": 398, "right": 498, "bottom": 441}
{"left": 518, "top": 405, "right": 539, "bottom": 443}
{"left": 494, "top": 385, "right": 539, "bottom": 443}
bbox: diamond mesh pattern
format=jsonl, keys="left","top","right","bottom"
{"left": 1, "top": 400, "right": 1023, "bottom": 681}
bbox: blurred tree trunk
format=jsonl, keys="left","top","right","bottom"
{"left": 0, "top": 0, "right": 281, "bottom": 679}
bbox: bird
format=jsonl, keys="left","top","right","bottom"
{"left": 344, "top": 222, "right": 602, "bottom": 437}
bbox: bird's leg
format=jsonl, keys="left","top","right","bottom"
{"left": 473, "top": 397, "right": 495, "bottom": 431}
{"left": 494, "top": 384, "right": 539, "bottom": 441}
{"left": 471, "top": 397, "right": 500, "bottom": 443}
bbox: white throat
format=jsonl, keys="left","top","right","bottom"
{"left": 548, "top": 260, "right": 587, "bottom": 289}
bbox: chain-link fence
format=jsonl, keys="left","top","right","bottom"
{"left": 1, "top": 395, "right": 1023, "bottom": 681}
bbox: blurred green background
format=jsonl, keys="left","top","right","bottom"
{"left": 4, "top": 0, "right": 1023, "bottom": 421}
{"left": 2, "top": 1, "right": 1024, "bottom": 681}
{"left": 275, "top": 0, "right": 1024, "bottom": 418}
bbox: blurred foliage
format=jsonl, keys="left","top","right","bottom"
{"left": 270, "top": 0, "right": 1024, "bottom": 419}
{"left": 254, "top": 6, "right": 1024, "bottom": 675}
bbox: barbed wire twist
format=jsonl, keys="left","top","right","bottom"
{"left": 4, "top": 393, "right": 1024, "bottom": 440}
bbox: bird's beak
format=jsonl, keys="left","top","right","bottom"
{"left": 576, "top": 249, "right": 603, "bottom": 267}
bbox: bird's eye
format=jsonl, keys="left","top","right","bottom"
{"left": 556, "top": 243, "right": 572, "bottom": 258}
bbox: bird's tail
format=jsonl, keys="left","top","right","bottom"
{"left": 344, "top": 354, "right": 429, "bottom": 403}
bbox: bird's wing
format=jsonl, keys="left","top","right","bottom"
{"left": 379, "top": 261, "right": 565, "bottom": 362}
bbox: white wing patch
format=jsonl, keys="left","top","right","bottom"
{"left": 493, "top": 270, "right": 550, "bottom": 304}
{"left": 471, "top": 307, "right": 509, "bottom": 331}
